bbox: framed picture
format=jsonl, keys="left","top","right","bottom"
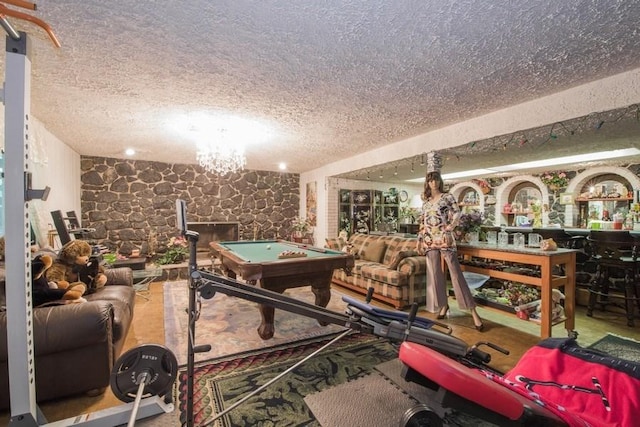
{"left": 559, "top": 193, "right": 574, "bottom": 205}
{"left": 306, "top": 181, "right": 317, "bottom": 226}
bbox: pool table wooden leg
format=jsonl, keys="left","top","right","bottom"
{"left": 256, "top": 271, "right": 334, "bottom": 339}
{"left": 257, "top": 288, "right": 284, "bottom": 340}
{"left": 312, "top": 285, "right": 332, "bottom": 325}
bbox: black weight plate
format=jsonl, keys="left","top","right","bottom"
{"left": 110, "top": 344, "right": 178, "bottom": 403}
{"left": 400, "top": 404, "right": 443, "bottom": 427}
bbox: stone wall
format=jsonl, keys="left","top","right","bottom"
{"left": 80, "top": 156, "right": 300, "bottom": 255}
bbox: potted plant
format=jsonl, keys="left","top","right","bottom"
{"left": 291, "top": 217, "right": 310, "bottom": 239}
{"left": 399, "top": 206, "right": 420, "bottom": 223}
{"left": 540, "top": 171, "right": 569, "bottom": 191}
{"left": 155, "top": 235, "right": 189, "bottom": 265}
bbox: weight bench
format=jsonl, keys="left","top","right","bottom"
{"left": 399, "top": 338, "right": 640, "bottom": 426}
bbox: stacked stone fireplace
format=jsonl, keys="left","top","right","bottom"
{"left": 187, "top": 222, "right": 240, "bottom": 252}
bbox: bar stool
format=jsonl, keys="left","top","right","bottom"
{"left": 586, "top": 230, "right": 640, "bottom": 327}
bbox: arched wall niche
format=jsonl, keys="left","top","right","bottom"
{"left": 450, "top": 181, "right": 485, "bottom": 213}
{"left": 495, "top": 176, "right": 550, "bottom": 227}
{"left": 563, "top": 166, "right": 640, "bottom": 227}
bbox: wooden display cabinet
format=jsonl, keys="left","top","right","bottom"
{"left": 338, "top": 189, "right": 397, "bottom": 234}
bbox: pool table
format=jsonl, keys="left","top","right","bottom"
{"left": 210, "top": 240, "right": 354, "bottom": 339}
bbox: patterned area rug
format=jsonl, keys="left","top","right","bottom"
{"left": 588, "top": 333, "right": 640, "bottom": 362}
{"left": 175, "top": 333, "right": 397, "bottom": 426}
{"left": 163, "top": 281, "right": 351, "bottom": 364}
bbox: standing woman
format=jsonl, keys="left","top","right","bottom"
{"left": 416, "top": 171, "right": 484, "bottom": 331}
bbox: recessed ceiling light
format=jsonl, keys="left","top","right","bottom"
{"left": 279, "top": 163, "right": 287, "bottom": 170}
{"left": 125, "top": 148, "right": 135, "bottom": 156}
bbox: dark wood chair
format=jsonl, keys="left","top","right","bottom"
{"left": 50, "top": 210, "right": 96, "bottom": 246}
{"left": 586, "top": 230, "right": 640, "bottom": 326}
{"left": 532, "top": 228, "right": 589, "bottom": 278}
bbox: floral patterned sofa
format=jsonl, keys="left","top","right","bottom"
{"left": 325, "top": 233, "right": 427, "bottom": 309}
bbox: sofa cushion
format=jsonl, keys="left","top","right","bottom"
{"left": 351, "top": 260, "right": 381, "bottom": 276}
{"left": 362, "top": 240, "right": 387, "bottom": 262}
{"left": 360, "top": 264, "right": 410, "bottom": 286}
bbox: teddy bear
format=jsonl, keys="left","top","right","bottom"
{"left": 32, "top": 253, "right": 87, "bottom": 306}
{"left": 540, "top": 238, "right": 558, "bottom": 251}
{"left": 341, "top": 242, "right": 360, "bottom": 259}
{"left": 45, "top": 240, "right": 107, "bottom": 294}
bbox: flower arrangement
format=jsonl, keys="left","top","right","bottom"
{"left": 155, "top": 235, "right": 188, "bottom": 265}
{"left": 540, "top": 171, "right": 568, "bottom": 189}
{"left": 399, "top": 206, "right": 420, "bottom": 222}
{"left": 291, "top": 217, "right": 311, "bottom": 233}
{"left": 472, "top": 178, "right": 491, "bottom": 194}
{"left": 456, "top": 209, "right": 484, "bottom": 234}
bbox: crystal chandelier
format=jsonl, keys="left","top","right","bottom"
{"left": 196, "top": 143, "right": 246, "bottom": 175}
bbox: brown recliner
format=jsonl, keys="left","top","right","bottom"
{"left": 0, "top": 266, "right": 135, "bottom": 410}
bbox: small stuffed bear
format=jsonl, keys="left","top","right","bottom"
{"left": 341, "top": 242, "right": 360, "bottom": 260}
{"left": 540, "top": 238, "right": 558, "bottom": 251}
{"left": 32, "top": 254, "right": 86, "bottom": 306}
{"left": 45, "top": 240, "right": 107, "bottom": 294}
{"left": 530, "top": 289, "right": 565, "bottom": 322}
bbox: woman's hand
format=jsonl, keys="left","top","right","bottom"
{"left": 416, "top": 234, "right": 426, "bottom": 255}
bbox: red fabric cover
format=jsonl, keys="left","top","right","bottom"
{"left": 399, "top": 342, "right": 528, "bottom": 420}
{"left": 500, "top": 338, "right": 640, "bottom": 427}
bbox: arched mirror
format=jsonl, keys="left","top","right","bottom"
{"left": 576, "top": 174, "right": 633, "bottom": 227}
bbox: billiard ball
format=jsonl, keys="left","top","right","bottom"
{"left": 266, "top": 244, "right": 271, "bottom": 250}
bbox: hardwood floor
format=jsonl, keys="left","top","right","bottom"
{"left": 1, "top": 281, "right": 639, "bottom": 424}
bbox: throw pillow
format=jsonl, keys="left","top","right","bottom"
{"left": 389, "top": 250, "right": 420, "bottom": 269}
{"left": 325, "top": 237, "right": 346, "bottom": 251}
{"left": 362, "top": 241, "right": 387, "bottom": 263}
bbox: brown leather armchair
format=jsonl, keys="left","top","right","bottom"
{"left": 0, "top": 266, "right": 135, "bottom": 410}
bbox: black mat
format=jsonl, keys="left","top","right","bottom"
{"left": 588, "top": 333, "right": 640, "bottom": 362}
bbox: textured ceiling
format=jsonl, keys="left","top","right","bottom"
{"left": 2, "top": 0, "right": 640, "bottom": 178}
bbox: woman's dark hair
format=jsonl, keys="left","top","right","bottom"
{"left": 423, "top": 171, "right": 445, "bottom": 199}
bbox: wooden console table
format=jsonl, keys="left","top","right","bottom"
{"left": 456, "top": 243, "right": 577, "bottom": 339}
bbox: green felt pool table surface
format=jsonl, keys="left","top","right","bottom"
{"left": 215, "top": 240, "right": 344, "bottom": 262}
